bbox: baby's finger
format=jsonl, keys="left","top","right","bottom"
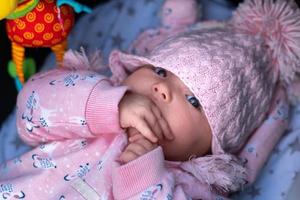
{"left": 151, "top": 106, "right": 173, "bottom": 140}
{"left": 127, "top": 127, "right": 140, "bottom": 139}
{"left": 128, "top": 133, "right": 144, "bottom": 143}
{"left": 119, "top": 150, "right": 138, "bottom": 164}
{"left": 159, "top": 117, "right": 173, "bottom": 140}
{"left": 143, "top": 109, "right": 163, "bottom": 141}
{"left": 129, "top": 135, "right": 157, "bottom": 152}
{"left": 125, "top": 142, "right": 148, "bottom": 156}
{"left": 135, "top": 137, "right": 158, "bottom": 151}
{"left": 134, "top": 118, "right": 158, "bottom": 143}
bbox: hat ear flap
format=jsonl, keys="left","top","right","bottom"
{"left": 109, "top": 50, "right": 129, "bottom": 85}
{"left": 109, "top": 50, "right": 156, "bottom": 85}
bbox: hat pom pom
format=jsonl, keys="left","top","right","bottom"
{"left": 230, "top": 0, "right": 300, "bottom": 84}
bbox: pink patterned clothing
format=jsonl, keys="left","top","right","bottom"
{"left": 0, "top": 69, "right": 224, "bottom": 200}
{"left": 0, "top": 68, "right": 289, "bottom": 200}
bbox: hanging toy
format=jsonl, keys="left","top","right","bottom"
{"left": 1, "top": 0, "right": 91, "bottom": 91}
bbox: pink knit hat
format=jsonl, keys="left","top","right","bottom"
{"left": 109, "top": 0, "right": 300, "bottom": 192}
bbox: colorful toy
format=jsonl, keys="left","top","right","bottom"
{"left": 0, "top": 1, "right": 18, "bottom": 20}
{"left": 1, "top": 0, "right": 91, "bottom": 90}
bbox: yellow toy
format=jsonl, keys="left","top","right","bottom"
{"left": 0, "top": 0, "right": 18, "bottom": 20}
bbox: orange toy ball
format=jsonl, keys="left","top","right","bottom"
{"left": 6, "top": 0, "right": 75, "bottom": 47}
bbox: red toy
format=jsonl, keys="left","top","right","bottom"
{"left": 6, "top": 0, "right": 75, "bottom": 85}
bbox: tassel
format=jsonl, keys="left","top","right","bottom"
{"left": 180, "top": 154, "right": 247, "bottom": 192}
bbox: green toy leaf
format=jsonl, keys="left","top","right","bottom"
{"left": 6, "top": 0, "right": 39, "bottom": 19}
{"left": 24, "top": 58, "right": 36, "bottom": 79}
{"left": 8, "top": 60, "right": 17, "bottom": 78}
{"left": 7, "top": 58, "right": 36, "bottom": 80}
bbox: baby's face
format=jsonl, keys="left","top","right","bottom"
{"left": 123, "top": 66, "right": 212, "bottom": 161}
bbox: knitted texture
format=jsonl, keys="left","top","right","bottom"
{"left": 230, "top": 0, "right": 300, "bottom": 84}
{"left": 108, "top": 0, "right": 300, "bottom": 192}
{"left": 110, "top": 30, "right": 277, "bottom": 154}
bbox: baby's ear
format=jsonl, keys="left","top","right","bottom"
{"left": 108, "top": 50, "right": 151, "bottom": 85}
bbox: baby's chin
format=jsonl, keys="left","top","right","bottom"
{"left": 160, "top": 140, "right": 211, "bottom": 162}
{"left": 159, "top": 141, "right": 192, "bottom": 162}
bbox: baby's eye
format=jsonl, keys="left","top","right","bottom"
{"left": 154, "top": 67, "right": 167, "bottom": 77}
{"left": 186, "top": 95, "right": 201, "bottom": 109}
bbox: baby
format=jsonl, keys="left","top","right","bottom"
{"left": 0, "top": 0, "right": 299, "bottom": 199}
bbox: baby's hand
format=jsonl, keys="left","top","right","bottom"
{"left": 119, "top": 134, "right": 158, "bottom": 164}
{"left": 119, "top": 92, "right": 173, "bottom": 143}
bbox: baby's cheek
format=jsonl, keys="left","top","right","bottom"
{"left": 160, "top": 135, "right": 195, "bottom": 161}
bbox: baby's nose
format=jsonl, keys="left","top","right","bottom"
{"left": 152, "top": 82, "right": 171, "bottom": 102}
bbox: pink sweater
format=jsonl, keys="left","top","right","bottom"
{"left": 0, "top": 68, "right": 289, "bottom": 199}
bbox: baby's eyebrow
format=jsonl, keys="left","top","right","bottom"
{"left": 142, "top": 65, "right": 154, "bottom": 69}
{"left": 182, "top": 87, "right": 194, "bottom": 96}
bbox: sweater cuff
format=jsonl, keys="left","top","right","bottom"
{"left": 85, "top": 79, "right": 128, "bottom": 135}
{"left": 113, "top": 147, "right": 165, "bottom": 200}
